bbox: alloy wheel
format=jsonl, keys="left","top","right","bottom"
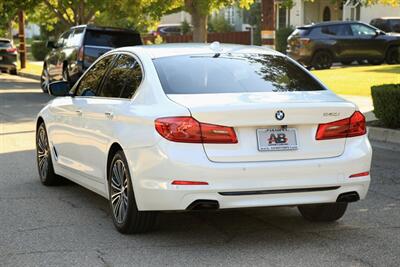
{"left": 37, "top": 126, "right": 49, "bottom": 180}
{"left": 110, "top": 159, "right": 129, "bottom": 224}
{"left": 41, "top": 68, "right": 50, "bottom": 92}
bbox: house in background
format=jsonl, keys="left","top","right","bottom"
{"left": 275, "top": 0, "right": 400, "bottom": 29}
{"left": 342, "top": 0, "right": 400, "bottom": 22}
{"left": 160, "top": 11, "right": 191, "bottom": 25}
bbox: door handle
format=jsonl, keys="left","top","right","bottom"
{"left": 75, "top": 110, "right": 82, "bottom": 116}
{"left": 105, "top": 111, "right": 114, "bottom": 119}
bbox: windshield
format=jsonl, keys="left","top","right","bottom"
{"left": 153, "top": 54, "right": 325, "bottom": 94}
{"left": 84, "top": 30, "right": 142, "bottom": 47}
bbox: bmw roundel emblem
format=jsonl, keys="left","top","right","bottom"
{"left": 275, "top": 110, "right": 285, "bottom": 121}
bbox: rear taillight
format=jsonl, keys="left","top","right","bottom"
{"left": 78, "top": 46, "right": 84, "bottom": 61}
{"left": 316, "top": 111, "right": 366, "bottom": 140}
{"left": 299, "top": 38, "right": 311, "bottom": 46}
{"left": 155, "top": 116, "right": 237, "bottom": 144}
{"left": 6, "top": 47, "right": 17, "bottom": 53}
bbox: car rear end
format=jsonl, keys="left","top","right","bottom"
{"left": 131, "top": 50, "right": 371, "bottom": 211}
{"left": 79, "top": 27, "right": 142, "bottom": 72}
{"left": 287, "top": 26, "right": 315, "bottom": 66}
{"left": 0, "top": 39, "right": 17, "bottom": 74}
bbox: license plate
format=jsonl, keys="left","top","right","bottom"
{"left": 257, "top": 128, "right": 298, "bottom": 151}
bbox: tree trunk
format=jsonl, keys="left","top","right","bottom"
{"left": 191, "top": 10, "right": 207, "bottom": 43}
{"left": 185, "top": 0, "right": 208, "bottom": 43}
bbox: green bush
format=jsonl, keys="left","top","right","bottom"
{"left": 275, "top": 27, "right": 294, "bottom": 53}
{"left": 371, "top": 84, "right": 400, "bottom": 128}
{"left": 31, "top": 40, "right": 50, "bottom": 61}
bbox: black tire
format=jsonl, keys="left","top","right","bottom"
{"left": 298, "top": 202, "right": 348, "bottom": 222}
{"left": 108, "top": 150, "right": 158, "bottom": 234}
{"left": 36, "top": 122, "right": 61, "bottom": 186}
{"left": 368, "top": 59, "right": 384, "bottom": 65}
{"left": 9, "top": 69, "right": 17, "bottom": 75}
{"left": 40, "top": 66, "right": 49, "bottom": 93}
{"left": 312, "top": 51, "right": 333, "bottom": 70}
{"left": 386, "top": 46, "right": 400, "bottom": 65}
{"left": 340, "top": 60, "right": 353, "bottom": 66}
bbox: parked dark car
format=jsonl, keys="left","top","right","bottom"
{"left": 0, "top": 38, "right": 17, "bottom": 75}
{"left": 370, "top": 17, "right": 400, "bottom": 34}
{"left": 41, "top": 25, "right": 142, "bottom": 92}
{"left": 287, "top": 21, "right": 400, "bottom": 70}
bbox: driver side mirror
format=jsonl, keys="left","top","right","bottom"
{"left": 48, "top": 81, "right": 71, "bottom": 97}
{"left": 375, "top": 29, "right": 383, "bottom": 36}
{"left": 46, "top": 40, "right": 56, "bottom": 49}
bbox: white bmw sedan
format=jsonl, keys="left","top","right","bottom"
{"left": 36, "top": 43, "right": 372, "bottom": 233}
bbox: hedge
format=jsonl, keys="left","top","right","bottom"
{"left": 371, "top": 84, "right": 400, "bottom": 128}
{"left": 275, "top": 27, "right": 294, "bottom": 54}
{"left": 31, "top": 40, "right": 50, "bottom": 61}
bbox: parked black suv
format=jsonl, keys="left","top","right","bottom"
{"left": 370, "top": 17, "right": 400, "bottom": 34}
{"left": 287, "top": 21, "right": 400, "bottom": 70}
{"left": 41, "top": 25, "right": 142, "bottom": 92}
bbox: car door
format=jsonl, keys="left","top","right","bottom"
{"left": 78, "top": 53, "right": 142, "bottom": 184}
{"left": 349, "top": 23, "right": 386, "bottom": 59}
{"left": 320, "top": 24, "right": 354, "bottom": 60}
{"left": 51, "top": 54, "right": 116, "bottom": 180}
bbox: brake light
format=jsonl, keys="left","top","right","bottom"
{"left": 316, "top": 111, "right": 366, "bottom": 140}
{"left": 299, "top": 38, "right": 311, "bottom": 46}
{"left": 349, "top": 171, "right": 369, "bottom": 178}
{"left": 155, "top": 116, "right": 237, "bottom": 143}
{"left": 78, "top": 46, "right": 84, "bottom": 61}
{"left": 6, "top": 47, "right": 17, "bottom": 53}
{"left": 172, "top": 180, "right": 209, "bottom": 185}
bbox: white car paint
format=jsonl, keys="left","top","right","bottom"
{"left": 37, "top": 43, "right": 372, "bottom": 211}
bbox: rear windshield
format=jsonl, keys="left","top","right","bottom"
{"left": 84, "top": 30, "right": 142, "bottom": 47}
{"left": 291, "top": 28, "right": 311, "bottom": 37}
{"left": 0, "top": 40, "right": 11, "bottom": 48}
{"left": 153, "top": 54, "right": 325, "bottom": 94}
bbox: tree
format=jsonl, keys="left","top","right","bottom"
{"left": 184, "top": 0, "right": 254, "bottom": 42}
{"left": 0, "top": 0, "right": 37, "bottom": 38}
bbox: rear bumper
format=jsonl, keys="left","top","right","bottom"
{"left": 126, "top": 136, "right": 372, "bottom": 211}
{"left": 0, "top": 62, "right": 17, "bottom": 71}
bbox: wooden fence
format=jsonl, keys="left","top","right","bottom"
{"left": 142, "top": 31, "right": 251, "bottom": 45}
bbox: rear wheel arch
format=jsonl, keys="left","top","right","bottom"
{"left": 312, "top": 48, "right": 334, "bottom": 59}
{"left": 106, "top": 143, "right": 124, "bottom": 182}
{"left": 36, "top": 117, "right": 45, "bottom": 131}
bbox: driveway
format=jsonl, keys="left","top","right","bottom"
{"left": 0, "top": 74, "right": 399, "bottom": 266}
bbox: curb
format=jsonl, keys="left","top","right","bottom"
{"left": 368, "top": 126, "right": 400, "bottom": 145}
{"left": 18, "top": 71, "right": 41, "bottom": 81}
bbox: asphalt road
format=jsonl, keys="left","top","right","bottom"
{"left": 1, "top": 74, "right": 399, "bottom": 267}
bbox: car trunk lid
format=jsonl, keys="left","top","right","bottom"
{"left": 168, "top": 91, "right": 356, "bottom": 163}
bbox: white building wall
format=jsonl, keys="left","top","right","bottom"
{"left": 289, "top": 0, "right": 341, "bottom": 27}
{"left": 160, "top": 11, "right": 191, "bottom": 25}
{"left": 357, "top": 4, "right": 400, "bottom": 23}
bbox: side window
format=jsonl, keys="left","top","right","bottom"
{"left": 350, "top": 24, "right": 376, "bottom": 36}
{"left": 66, "top": 28, "right": 85, "bottom": 47}
{"left": 321, "top": 26, "right": 337, "bottom": 36}
{"left": 56, "top": 31, "right": 70, "bottom": 48}
{"left": 321, "top": 25, "right": 352, "bottom": 36}
{"left": 121, "top": 61, "right": 143, "bottom": 98}
{"left": 99, "top": 54, "right": 139, "bottom": 98}
{"left": 75, "top": 55, "right": 115, "bottom": 96}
